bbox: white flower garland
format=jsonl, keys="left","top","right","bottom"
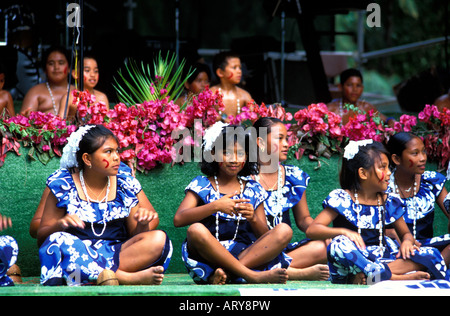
{"left": 202, "top": 121, "right": 228, "bottom": 152}
{"left": 60, "top": 125, "right": 96, "bottom": 169}
{"left": 343, "top": 139, "right": 373, "bottom": 160}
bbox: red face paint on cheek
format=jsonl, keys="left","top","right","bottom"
{"left": 378, "top": 172, "right": 385, "bottom": 183}
{"left": 409, "top": 159, "right": 414, "bottom": 168}
{"left": 102, "top": 159, "right": 109, "bottom": 168}
{"left": 63, "top": 66, "right": 68, "bottom": 75}
{"left": 227, "top": 73, "right": 233, "bottom": 80}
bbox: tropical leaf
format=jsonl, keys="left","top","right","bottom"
{"left": 113, "top": 51, "right": 194, "bottom": 107}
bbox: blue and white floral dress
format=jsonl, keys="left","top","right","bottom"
{"left": 388, "top": 171, "right": 450, "bottom": 249}
{"left": 261, "top": 165, "right": 309, "bottom": 229}
{"left": 181, "top": 175, "right": 292, "bottom": 284}
{"left": 257, "top": 165, "right": 311, "bottom": 251}
{"left": 39, "top": 164, "right": 172, "bottom": 286}
{"left": 0, "top": 235, "right": 18, "bottom": 286}
{"left": 324, "top": 189, "right": 448, "bottom": 284}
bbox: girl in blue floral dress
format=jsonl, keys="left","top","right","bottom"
{"left": 0, "top": 214, "right": 19, "bottom": 286}
{"left": 251, "top": 117, "right": 329, "bottom": 281}
{"left": 38, "top": 125, "right": 172, "bottom": 286}
{"left": 174, "top": 122, "right": 291, "bottom": 284}
{"left": 306, "top": 140, "right": 448, "bottom": 284}
{"left": 386, "top": 132, "right": 450, "bottom": 264}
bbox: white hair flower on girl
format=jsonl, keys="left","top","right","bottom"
{"left": 60, "top": 125, "right": 96, "bottom": 169}
{"left": 343, "top": 139, "right": 373, "bottom": 160}
{"left": 203, "top": 121, "right": 229, "bottom": 152}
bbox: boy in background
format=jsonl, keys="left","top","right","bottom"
{"left": 210, "top": 51, "right": 252, "bottom": 122}
{"left": 327, "top": 68, "right": 395, "bottom": 127}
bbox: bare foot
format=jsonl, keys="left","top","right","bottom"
{"left": 145, "top": 266, "right": 165, "bottom": 285}
{"left": 391, "top": 271, "right": 430, "bottom": 281}
{"left": 116, "top": 265, "right": 165, "bottom": 285}
{"left": 287, "top": 264, "right": 330, "bottom": 281}
{"left": 246, "top": 268, "right": 289, "bottom": 284}
{"left": 209, "top": 268, "right": 227, "bottom": 285}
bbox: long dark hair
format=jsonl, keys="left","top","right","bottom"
{"left": 340, "top": 141, "right": 389, "bottom": 192}
{"left": 76, "top": 125, "right": 119, "bottom": 170}
{"left": 253, "top": 117, "right": 283, "bottom": 137}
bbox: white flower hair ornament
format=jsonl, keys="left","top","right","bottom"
{"left": 343, "top": 139, "right": 373, "bottom": 160}
{"left": 203, "top": 121, "right": 229, "bottom": 152}
{"left": 60, "top": 125, "right": 96, "bottom": 169}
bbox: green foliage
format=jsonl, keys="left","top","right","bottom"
{"left": 113, "top": 51, "right": 194, "bottom": 106}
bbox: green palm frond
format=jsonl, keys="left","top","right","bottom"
{"left": 113, "top": 51, "right": 194, "bottom": 106}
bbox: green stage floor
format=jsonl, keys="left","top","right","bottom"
{"left": 0, "top": 274, "right": 367, "bottom": 296}
{"left": 2, "top": 275, "right": 450, "bottom": 297}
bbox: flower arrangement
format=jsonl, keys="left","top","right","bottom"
{"left": 228, "top": 100, "right": 293, "bottom": 126}
{"left": 290, "top": 103, "right": 343, "bottom": 161}
{"left": 75, "top": 86, "right": 223, "bottom": 173}
{"left": 417, "top": 104, "right": 450, "bottom": 170}
{"left": 289, "top": 103, "right": 423, "bottom": 168}
{"left": 0, "top": 111, "right": 76, "bottom": 166}
{"left": 0, "top": 98, "right": 449, "bottom": 173}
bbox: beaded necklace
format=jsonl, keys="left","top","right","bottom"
{"left": 214, "top": 175, "right": 244, "bottom": 241}
{"left": 255, "top": 165, "right": 283, "bottom": 229}
{"left": 354, "top": 192, "right": 385, "bottom": 251}
{"left": 79, "top": 170, "right": 111, "bottom": 237}
{"left": 46, "top": 82, "right": 58, "bottom": 115}
{"left": 393, "top": 173, "right": 418, "bottom": 239}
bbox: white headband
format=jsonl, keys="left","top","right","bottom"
{"left": 343, "top": 139, "right": 373, "bottom": 160}
{"left": 60, "top": 125, "right": 96, "bottom": 169}
{"left": 202, "top": 121, "right": 229, "bottom": 152}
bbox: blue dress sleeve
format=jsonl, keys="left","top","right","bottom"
{"left": 284, "top": 165, "right": 310, "bottom": 205}
{"left": 116, "top": 168, "right": 141, "bottom": 209}
{"left": 46, "top": 168, "right": 74, "bottom": 209}
{"left": 185, "top": 176, "right": 214, "bottom": 204}
{"left": 244, "top": 179, "right": 268, "bottom": 210}
{"left": 384, "top": 193, "right": 405, "bottom": 225}
{"left": 423, "top": 171, "right": 446, "bottom": 198}
{"left": 322, "top": 189, "right": 356, "bottom": 220}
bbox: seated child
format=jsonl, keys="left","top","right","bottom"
{"left": 327, "top": 68, "right": 395, "bottom": 127}
{"left": 174, "top": 122, "right": 290, "bottom": 284}
{"left": 307, "top": 140, "right": 449, "bottom": 284}
{"left": 20, "top": 46, "right": 74, "bottom": 116}
{"left": 59, "top": 55, "right": 109, "bottom": 120}
{"left": 175, "top": 62, "right": 211, "bottom": 106}
{"left": 210, "top": 51, "right": 252, "bottom": 122}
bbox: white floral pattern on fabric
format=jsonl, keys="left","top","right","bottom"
{"left": 185, "top": 175, "right": 267, "bottom": 222}
{"left": 387, "top": 170, "right": 446, "bottom": 240}
{"left": 324, "top": 191, "right": 449, "bottom": 284}
{"left": 46, "top": 167, "right": 141, "bottom": 223}
{"left": 0, "top": 236, "right": 18, "bottom": 286}
{"left": 39, "top": 164, "right": 146, "bottom": 286}
{"left": 182, "top": 175, "right": 292, "bottom": 284}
